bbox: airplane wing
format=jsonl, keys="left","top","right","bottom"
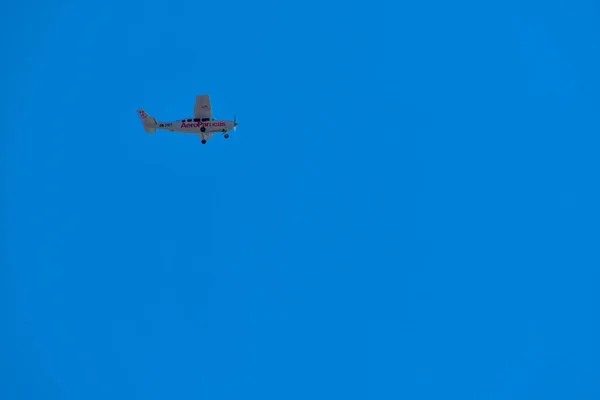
{"left": 194, "top": 95, "right": 213, "bottom": 120}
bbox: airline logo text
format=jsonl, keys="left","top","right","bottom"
{"left": 180, "top": 121, "right": 226, "bottom": 128}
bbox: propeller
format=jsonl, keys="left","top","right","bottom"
{"left": 233, "top": 114, "right": 238, "bottom": 131}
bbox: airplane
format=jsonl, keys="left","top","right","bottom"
{"left": 136, "top": 94, "right": 238, "bottom": 144}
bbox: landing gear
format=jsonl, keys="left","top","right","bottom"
{"left": 224, "top": 134, "right": 229, "bottom": 139}
{"left": 201, "top": 139, "right": 207, "bottom": 144}
{"left": 200, "top": 126, "right": 206, "bottom": 132}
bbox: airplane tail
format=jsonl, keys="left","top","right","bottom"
{"left": 136, "top": 109, "right": 157, "bottom": 133}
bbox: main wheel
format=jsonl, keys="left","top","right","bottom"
{"left": 224, "top": 134, "right": 229, "bottom": 139}
{"left": 201, "top": 139, "right": 207, "bottom": 144}
{"left": 200, "top": 126, "right": 206, "bottom": 132}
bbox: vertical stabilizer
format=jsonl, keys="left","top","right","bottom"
{"left": 136, "top": 109, "right": 157, "bottom": 133}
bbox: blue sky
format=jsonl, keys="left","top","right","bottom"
{"left": 2, "top": 0, "right": 599, "bottom": 398}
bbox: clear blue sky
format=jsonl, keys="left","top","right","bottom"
{"left": 2, "top": 0, "right": 599, "bottom": 398}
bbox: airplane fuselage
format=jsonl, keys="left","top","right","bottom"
{"left": 156, "top": 118, "right": 236, "bottom": 134}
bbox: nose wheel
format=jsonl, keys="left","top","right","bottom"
{"left": 201, "top": 139, "right": 206, "bottom": 144}
{"left": 224, "top": 134, "right": 229, "bottom": 139}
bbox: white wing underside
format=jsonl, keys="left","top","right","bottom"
{"left": 194, "top": 95, "right": 213, "bottom": 120}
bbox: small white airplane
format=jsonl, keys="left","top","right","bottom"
{"left": 136, "top": 94, "right": 238, "bottom": 144}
